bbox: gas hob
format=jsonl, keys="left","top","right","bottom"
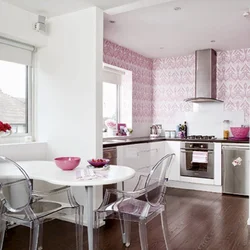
{"left": 186, "top": 135, "right": 216, "bottom": 140}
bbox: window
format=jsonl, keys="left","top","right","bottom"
{"left": 0, "top": 37, "right": 34, "bottom": 135}
{"left": 102, "top": 65, "right": 123, "bottom": 131}
{"left": 103, "top": 81, "right": 120, "bottom": 127}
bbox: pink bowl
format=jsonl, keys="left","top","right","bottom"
{"left": 54, "top": 157, "right": 81, "bottom": 171}
{"left": 230, "top": 127, "right": 249, "bottom": 139}
{"left": 87, "top": 159, "right": 110, "bottom": 168}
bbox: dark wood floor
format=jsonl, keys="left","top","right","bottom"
{"left": 3, "top": 188, "right": 250, "bottom": 250}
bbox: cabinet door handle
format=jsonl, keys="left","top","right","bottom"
{"left": 137, "top": 148, "right": 158, "bottom": 156}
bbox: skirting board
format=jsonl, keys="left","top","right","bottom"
{"left": 167, "top": 180, "right": 222, "bottom": 193}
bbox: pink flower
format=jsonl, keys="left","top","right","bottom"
{"left": 105, "top": 119, "right": 116, "bottom": 129}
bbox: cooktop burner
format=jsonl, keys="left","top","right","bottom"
{"left": 187, "top": 135, "right": 216, "bottom": 140}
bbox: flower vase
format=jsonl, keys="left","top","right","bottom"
{"left": 107, "top": 128, "right": 115, "bottom": 136}
{"left": 0, "top": 130, "right": 12, "bottom": 137}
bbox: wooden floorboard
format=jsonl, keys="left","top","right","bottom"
{"left": 3, "top": 188, "right": 250, "bottom": 250}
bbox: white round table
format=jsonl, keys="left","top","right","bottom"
{"left": 1, "top": 161, "right": 136, "bottom": 250}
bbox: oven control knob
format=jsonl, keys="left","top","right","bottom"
{"left": 189, "top": 144, "right": 193, "bottom": 148}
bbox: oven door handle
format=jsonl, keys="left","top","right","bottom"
{"left": 181, "top": 150, "right": 213, "bottom": 154}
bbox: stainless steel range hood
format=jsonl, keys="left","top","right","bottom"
{"left": 185, "top": 49, "right": 223, "bottom": 103}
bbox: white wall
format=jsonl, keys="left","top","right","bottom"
{"left": 0, "top": 1, "right": 47, "bottom": 47}
{"left": 0, "top": 142, "right": 47, "bottom": 161}
{"left": 35, "top": 7, "right": 103, "bottom": 210}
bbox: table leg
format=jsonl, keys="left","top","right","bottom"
{"left": 85, "top": 186, "right": 94, "bottom": 250}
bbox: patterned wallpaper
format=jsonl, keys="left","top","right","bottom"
{"left": 152, "top": 55, "right": 195, "bottom": 124}
{"left": 103, "top": 39, "right": 153, "bottom": 123}
{"left": 103, "top": 39, "right": 250, "bottom": 125}
{"left": 217, "top": 48, "right": 250, "bottom": 124}
{"left": 152, "top": 48, "right": 250, "bottom": 124}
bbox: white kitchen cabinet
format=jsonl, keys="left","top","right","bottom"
{"left": 164, "top": 141, "right": 181, "bottom": 181}
{"left": 117, "top": 141, "right": 165, "bottom": 191}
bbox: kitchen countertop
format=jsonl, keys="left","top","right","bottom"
{"left": 103, "top": 136, "right": 250, "bottom": 148}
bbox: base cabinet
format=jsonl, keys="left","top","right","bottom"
{"left": 117, "top": 142, "right": 165, "bottom": 191}
{"left": 165, "top": 141, "right": 181, "bottom": 181}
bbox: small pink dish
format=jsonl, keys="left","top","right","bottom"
{"left": 54, "top": 157, "right": 81, "bottom": 171}
{"left": 87, "top": 159, "right": 110, "bottom": 168}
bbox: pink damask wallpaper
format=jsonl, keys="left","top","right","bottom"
{"left": 103, "top": 39, "right": 153, "bottom": 123}
{"left": 104, "top": 38, "right": 250, "bottom": 126}
{"left": 152, "top": 48, "right": 250, "bottom": 124}
{"left": 152, "top": 55, "right": 195, "bottom": 124}
{"left": 217, "top": 49, "right": 250, "bottom": 124}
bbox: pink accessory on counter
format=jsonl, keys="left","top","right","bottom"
{"left": 230, "top": 127, "right": 249, "bottom": 139}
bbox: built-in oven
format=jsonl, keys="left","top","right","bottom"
{"left": 180, "top": 142, "right": 214, "bottom": 179}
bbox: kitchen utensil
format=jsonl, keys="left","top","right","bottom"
{"left": 165, "top": 130, "right": 170, "bottom": 138}
{"left": 170, "top": 131, "right": 176, "bottom": 138}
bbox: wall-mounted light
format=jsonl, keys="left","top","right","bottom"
{"left": 34, "top": 15, "right": 46, "bottom": 33}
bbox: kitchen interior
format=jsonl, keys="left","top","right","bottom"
{"left": 103, "top": 0, "right": 250, "bottom": 193}
{"left": 102, "top": 0, "right": 250, "bottom": 248}
{"left": 0, "top": 0, "right": 249, "bottom": 249}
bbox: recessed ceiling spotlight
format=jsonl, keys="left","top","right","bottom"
{"left": 174, "top": 7, "right": 181, "bottom": 11}
{"left": 109, "top": 20, "right": 116, "bottom": 24}
{"left": 210, "top": 40, "right": 216, "bottom": 43}
{"left": 243, "top": 10, "right": 250, "bottom": 17}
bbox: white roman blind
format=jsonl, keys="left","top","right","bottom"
{"left": 103, "top": 65, "right": 125, "bottom": 84}
{"left": 0, "top": 37, "right": 35, "bottom": 66}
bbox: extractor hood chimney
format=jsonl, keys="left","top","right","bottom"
{"left": 185, "top": 49, "right": 223, "bottom": 103}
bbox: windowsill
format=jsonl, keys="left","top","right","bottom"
{"left": 0, "top": 134, "right": 33, "bottom": 145}
{"left": 0, "top": 141, "right": 47, "bottom": 146}
{"left": 103, "top": 133, "right": 132, "bottom": 141}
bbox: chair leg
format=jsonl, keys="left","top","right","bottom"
{"left": 29, "top": 222, "right": 40, "bottom": 250}
{"left": 0, "top": 221, "right": 6, "bottom": 250}
{"left": 75, "top": 206, "right": 84, "bottom": 250}
{"left": 160, "top": 211, "right": 169, "bottom": 250}
{"left": 119, "top": 214, "right": 131, "bottom": 247}
{"left": 94, "top": 211, "right": 100, "bottom": 250}
{"left": 123, "top": 215, "right": 131, "bottom": 247}
{"left": 138, "top": 220, "right": 148, "bottom": 250}
{"left": 38, "top": 222, "right": 43, "bottom": 250}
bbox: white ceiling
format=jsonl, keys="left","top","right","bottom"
{"left": 104, "top": 0, "right": 250, "bottom": 58}
{"left": 3, "top": 0, "right": 139, "bottom": 17}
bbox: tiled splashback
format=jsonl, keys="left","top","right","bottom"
{"left": 162, "top": 103, "right": 245, "bottom": 138}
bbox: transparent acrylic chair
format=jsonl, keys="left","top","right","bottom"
{"left": 0, "top": 156, "right": 83, "bottom": 250}
{"left": 95, "top": 153, "right": 175, "bottom": 250}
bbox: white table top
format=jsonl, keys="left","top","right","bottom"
{"left": 1, "top": 161, "right": 136, "bottom": 187}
